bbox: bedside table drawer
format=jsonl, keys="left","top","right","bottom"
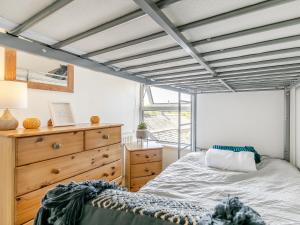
{"left": 130, "top": 149, "right": 162, "bottom": 164}
{"left": 130, "top": 175, "right": 157, "bottom": 191}
{"left": 131, "top": 161, "right": 162, "bottom": 178}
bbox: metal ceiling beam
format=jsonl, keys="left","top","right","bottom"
{"left": 153, "top": 74, "right": 212, "bottom": 82}
{"left": 10, "top": 0, "right": 74, "bottom": 35}
{"left": 150, "top": 73, "right": 211, "bottom": 81}
{"left": 215, "top": 56, "right": 300, "bottom": 70}
{"left": 147, "top": 69, "right": 209, "bottom": 79}
{"left": 218, "top": 63, "right": 300, "bottom": 76}
{"left": 135, "top": 0, "right": 236, "bottom": 93}
{"left": 199, "top": 81, "right": 289, "bottom": 88}
{"left": 0, "top": 33, "right": 146, "bottom": 82}
{"left": 124, "top": 55, "right": 192, "bottom": 71}
{"left": 133, "top": 0, "right": 216, "bottom": 76}
{"left": 176, "top": 77, "right": 300, "bottom": 87}
{"left": 204, "top": 34, "right": 300, "bottom": 57}
{"left": 218, "top": 79, "right": 235, "bottom": 92}
{"left": 137, "top": 48, "right": 300, "bottom": 77}
{"left": 209, "top": 47, "right": 300, "bottom": 65}
{"left": 152, "top": 71, "right": 300, "bottom": 85}
{"left": 51, "top": 0, "right": 181, "bottom": 49}
{"left": 141, "top": 56, "right": 300, "bottom": 77}
{"left": 125, "top": 34, "right": 300, "bottom": 71}
{"left": 0, "top": 33, "right": 192, "bottom": 94}
{"left": 195, "top": 87, "right": 284, "bottom": 94}
{"left": 105, "top": 16, "right": 300, "bottom": 65}
{"left": 137, "top": 56, "right": 300, "bottom": 77}
{"left": 136, "top": 63, "right": 201, "bottom": 76}
{"left": 153, "top": 71, "right": 300, "bottom": 83}
{"left": 84, "top": 0, "right": 291, "bottom": 58}
{"left": 229, "top": 78, "right": 299, "bottom": 84}
{"left": 225, "top": 74, "right": 300, "bottom": 82}
{"left": 150, "top": 64, "right": 300, "bottom": 80}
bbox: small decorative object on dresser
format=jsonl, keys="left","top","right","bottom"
{"left": 47, "top": 118, "right": 53, "bottom": 127}
{"left": 23, "top": 118, "right": 41, "bottom": 129}
{"left": 90, "top": 115, "right": 100, "bottom": 124}
{"left": 0, "top": 81, "right": 27, "bottom": 130}
{"left": 136, "top": 122, "right": 148, "bottom": 140}
{"left": 49, "top": 102, "right": 75, "bottom": 127}
{"left": 0, "top": 123, "right": 123, "bottom": 225}
{"left": 125, "top": 142, "right": 163, "bottom": 192}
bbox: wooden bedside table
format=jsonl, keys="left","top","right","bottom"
{"left": 125, "top": 142, "right": 163, "bottom": 192}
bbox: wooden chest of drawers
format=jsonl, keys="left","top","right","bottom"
{"left": 125, "top": 142, "right": 163, "bottom": 192}
{"left": 0, "top": 123, "right": 122, "bottom": 225}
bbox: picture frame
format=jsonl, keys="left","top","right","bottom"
{"left": 49, "top": 102, "right": 75, "bottom": 127}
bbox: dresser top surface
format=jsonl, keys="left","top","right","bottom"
{"left": 125, "top": 141, "right": 163, "bottom": 151}
{"left": 0, "top": 123, "right": 122, "bottom": 138}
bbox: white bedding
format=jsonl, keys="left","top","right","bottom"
{"left": 139, "top": 152, "right": 300, "bottom": 225}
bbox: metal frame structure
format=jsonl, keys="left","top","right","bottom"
{"left": 0, "top": 0, "right": 298, "bottom": 94}
{"left": 0, "top": 0, "right": 297, "bottom": 158}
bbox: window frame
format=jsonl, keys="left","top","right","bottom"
{"left": 140, "top": 85, "right": 196, "bottom": 157}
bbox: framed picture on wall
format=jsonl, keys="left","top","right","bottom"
{"left": 49, "top": 102, "right": 75, "bottom": 127}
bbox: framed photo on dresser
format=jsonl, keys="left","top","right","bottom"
{"left": 49, "top": 102, "right": 75, "bottom": 127}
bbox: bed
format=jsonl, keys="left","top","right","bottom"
{"left": 37, "top": 151, "right": 300, "bottom": 225}
{"left": 139, "top": 152, "right": 300, "bottom": 225}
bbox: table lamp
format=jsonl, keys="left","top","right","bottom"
{"left": 0, "top": 80, "right": 27, "bottom": 130}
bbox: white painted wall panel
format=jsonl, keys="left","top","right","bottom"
{"left": 196, "top": 91, "right": 285, "bottom": 158}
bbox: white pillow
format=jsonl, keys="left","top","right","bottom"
{"left": 205, "top": 148, "right": 257, "bottom": 172}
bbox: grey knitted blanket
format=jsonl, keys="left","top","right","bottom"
{"left": 34, "top": 180, "right": 266, "bottom": 225}
{"left": 92, "top": 189, "right": 266, "bottom": 225}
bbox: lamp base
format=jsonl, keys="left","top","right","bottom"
{"left": 0, "top": 109, "right": 19, "bottom": 130}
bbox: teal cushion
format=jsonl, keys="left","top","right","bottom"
{"left": 212, "top": 145, "right": 261, "bottom": 164}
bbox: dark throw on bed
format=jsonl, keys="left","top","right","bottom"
{"left": 34, "top": 180, "right": 266, "bottom": 225}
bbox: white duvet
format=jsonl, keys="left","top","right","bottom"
{"left": 139, "top": 152, "right": 300, "bottom": 225}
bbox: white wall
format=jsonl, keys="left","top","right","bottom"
{"left": 290, "top": 86, "right": 300, "bottom": 168}
{"left": 196, "top": 91, "right": 285, "bottom": 158}
{"left": 0, "top": 47, "right": 140, "bottom": 134}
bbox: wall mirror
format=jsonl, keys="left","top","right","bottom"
{"left": 5, "top": 48, "right": 74, "bottom": 92}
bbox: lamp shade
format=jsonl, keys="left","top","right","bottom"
{"left": 0, "top": 81, "right": 27, "bottom": 109}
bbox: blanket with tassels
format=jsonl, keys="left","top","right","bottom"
{"left": 34, "top": 180, "right": 266, "bottom": 225}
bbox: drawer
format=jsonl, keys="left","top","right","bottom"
{"left": 85, "top": 126, "right": 121, "bottom": 150}
{"left": 130, "top": 149, "right": 162, "bottom": 164}
{"left": 16, "top": 131, "right": 84, "bottom": 166}
{"left": 16, "top": 143, "right": 121, "bottom": 196}
{"left": 130, "top": 175, "right": 157, "bottom": 192}
{"left": 131, "top": 161, "right": 162, "bottom": 178}
{"left": 16, "top": 160, "right": 121, "bottom": 225}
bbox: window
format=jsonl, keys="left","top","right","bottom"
{"left": 141, "top": 85, "right": 192, "bottom": 150}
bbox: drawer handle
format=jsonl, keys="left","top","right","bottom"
{"left": 103, "top": 153, "right": 109, "bottom": 158}
{"left": 111, "top": 171, "right": 115, "bottom": 176}
{"left": 51, "top": 168, "right": 60, "bottom": 174}
{"left": 111, "top": 166, "right": 115, "bottom": 170}
{"left": 102, "top": 134, "right": 110, "bottom": 139}
{"left": 36, "top": 137, "right": 44, "bottom": 143}
{"left": 145, "top": 155, "right": 150, "bottom": 158}
{"left": 144, "top": 168, "right": 149, "bottom": 172}
{"left": 151, "top": 172, "right": 156, "bottom": 175}
{"left": 103, "top": 173, "right": 109, "bottom": 177}
{"left": 52, "top": 143, "right": 62, "bottom": 150}
{"left": 97, "top": 131, "right": 102, "bottom": 134}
